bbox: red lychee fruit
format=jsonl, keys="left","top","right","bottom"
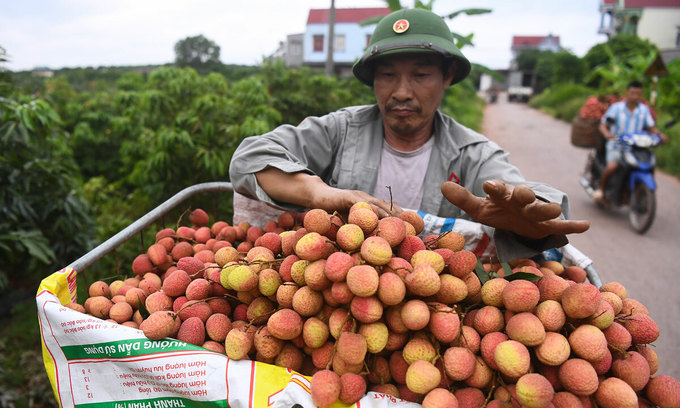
{"left": 620, "top": 313, "right": 659, "bottom": 344}
{"left": 611, "top": 351, "right": 651, "bottom": 392}
{"left": 436, "top": 231, "right": 466, "bottom": 252}
{"left": 502, "top": 279, "right": 540, "bottom": 312}
{"left": 336, "top": 332, "right": 367, "bottom": 366}
{"left": 595, "top": 377, "right": 638, "bottom": 408}
{"left": 422, "top": 388, "right": 458, "bottom": 408}
{"left": 399, "top": 211, "right": 424, "bottom": 235}
{"left": 443, "top": 346, "right": 476, "bottom": 381}
{"left": 645, "top": 375, "right": 680, "bottom": 408}
{"left": 405, "top": 263, "right": 441, "bottom": 297}
{"left": 397, "top": 235, "right": 426, "bottom": 262}
{"left": 558, "top": 358, "right": 599, "bottom": 396}
{"left": 189, "top": 208, "right": 209, "bottom": 226}
{"left": 515, "top": 373, "right": 554, "bottom": 408}
{"left": 346, "top": 264, "right": 379, "bottom": 297}
{"left": 561, "top": 282, "right": 601, "bottom": 319}
{"left": 360, "top": 236, "right": 393, "bottom": 266}
{"left": 339, "top": 372, "right": 366, "bottom": 405}
{"left": 494, "top": 339, "right": 531, "bottom": 379}
{"left": 448, "top": 249, "right": 477, "bottom": 278}
{"left": 324, "top": 251, "right": 354, "bottom": 282}
{"left": 141, "top": 311, "right": 177, "bottom": 340}
{"left": 405, "top": 360, "right": 441, "bottom": 395}
{"left": 348, "top": 207, "right": 378, "bottom": 235}
{"left": 267, "top": 308, "right": 303, "bottom": 340}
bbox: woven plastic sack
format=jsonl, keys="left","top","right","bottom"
{"left": 37, "top": 267, "right": 421, "bottom": 408}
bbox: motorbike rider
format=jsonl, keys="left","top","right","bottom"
{"left": 592, "top": 81, "right": 666, "bottom": 202}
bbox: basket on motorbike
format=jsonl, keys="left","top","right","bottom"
{"left": 37, "top": 183, "right": 603, "bottom": 408}
{"left": 570, "top": 115, "right": 604, "bottom": 149}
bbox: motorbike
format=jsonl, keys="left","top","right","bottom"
{"left": 580, "top": 124, "right": 664, "bottom": 234}
{"left": 486, "top": 87, "right": 499, "bottom": 104}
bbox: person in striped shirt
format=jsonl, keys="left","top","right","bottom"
{"left": 592, "top": 81, "right": 666, "bottom": 202}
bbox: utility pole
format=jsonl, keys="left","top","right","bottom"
{"left": 325, "top": 0, "right": 335, "bottom": 77}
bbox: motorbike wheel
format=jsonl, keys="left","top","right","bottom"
{"left": 628, "top": 182, "right": 656, "bottom": 234}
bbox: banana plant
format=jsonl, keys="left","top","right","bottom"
{"left": 586, "top": 43, "right": 658, "bottom": 92}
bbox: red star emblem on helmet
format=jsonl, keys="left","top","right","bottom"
{"left": 393, "top": 19, "right": 409, "bottom": 34}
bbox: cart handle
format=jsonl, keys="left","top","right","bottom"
{"left": 67, "top": 182, "right": 233, "bottom": 272}
{"left": 585, "top": 265, "right": 602, "bottom": 288}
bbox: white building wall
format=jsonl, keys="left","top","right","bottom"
{"left": 303, "top": 22, "right": 377, "bottom": 64}
{"left": 637, "top": 8, "right": 680, "bottom": 49}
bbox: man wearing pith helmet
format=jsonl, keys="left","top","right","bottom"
{"left": 229, "top": 8, "right": 588, "bottom": 261}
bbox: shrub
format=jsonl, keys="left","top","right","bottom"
{"left": 530, "top": 83, "right": 593, "bottom": 121}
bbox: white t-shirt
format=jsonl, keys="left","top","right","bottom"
{"left": 371, "top": 136, "right": 435, "bottom": 210}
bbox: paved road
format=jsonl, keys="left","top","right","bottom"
{"left": 481, "top": 93, "right": 680, "bottom": 379}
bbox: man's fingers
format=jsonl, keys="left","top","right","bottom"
{"left": 482, "top": 179, "right": 508, "bottom": 201}
{"left": 511, "top": 184, "right": 536, "bottom": 206}
{"left": 524, "top": 201, "right": 563, "bottom": 221}
{"left": 544, "top": 219, "right": 591, "bottom": 235}
{"left": 442, "top": 181, "right": 483, "bottom": 217}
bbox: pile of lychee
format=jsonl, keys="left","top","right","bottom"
{"left": 69, "top": 205, "right": 680, "bottom": 408}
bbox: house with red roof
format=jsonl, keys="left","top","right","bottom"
{"left": 510, "top": 35, "right": 562, "bottom": 60}
{"left": 272, "top": 7, "right": 391, "bottom": 75}
{"left": 599, "top": 0, "right": 680, "bottom": 62}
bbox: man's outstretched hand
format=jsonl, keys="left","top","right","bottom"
{"left": 441, "top": 180, "right": 590, "bottom": 240}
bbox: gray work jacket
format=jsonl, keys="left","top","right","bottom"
{"left": 229, "top": 104, "right": 570, "bottom": 260}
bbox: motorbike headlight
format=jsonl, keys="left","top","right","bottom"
{"left": 623, "top": 150, "right": 637, "bottom": 166}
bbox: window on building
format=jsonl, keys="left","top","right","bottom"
{"left": 335, "top": 34, "right": 346, "bottom": 52}
{"left": 313, "top": 35, "right": 324, "bottom": 52}
{"left": 676, "top": 27, "right": 680, "bottom": 47}
{"left": 366, "top": 34, "right": 372, "bottom": 47}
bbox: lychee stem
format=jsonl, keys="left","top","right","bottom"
{"left": 385, "top": 185, "right": 394, "bottom": 214}
{"left": 330, "top": 210, "right": 346, "bottom": 225}
{"left": 175, "top": 207, "right": 192, "bottom": 231}
{"left": 424, "top": 231, "right": 449, "bottom": 249}
{"left": 608, "top": 344, "right": 629, "bottom": 358}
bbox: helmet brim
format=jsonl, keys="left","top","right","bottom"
{"left": 352, "top": 34, "right": 471, "bottom": 87}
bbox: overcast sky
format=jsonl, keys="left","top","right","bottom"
{"left": 1, "top": 0, "right": 609, "bottom": 72}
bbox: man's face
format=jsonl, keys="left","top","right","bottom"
{"left": 373, "top": 53, "right": 454, "bottom": 138}
{"left": 625, "top": 86, "right": 643, "bottom": 105}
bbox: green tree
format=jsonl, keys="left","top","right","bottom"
{"left": 552, "top": 51, "right": 586, "bottom": 85}
{"left": 516, "top": 49, "right": 551, "bottom": 73}
{"left": 0, "top": 46, "right": 12, "bottom": 95}
{"left": 583, "top": 34, "right": 657, "bottom": 71}
{"left": 261, "top": 60, "right": 373, "bottom": 126}
{"left": 0, "top": 96, "right": 95, "bottom": 291}
{"left": 517, "top": 49, "right": 585, "bottom": 92}
{"left": 658, "top": 59, "right": 680, "bottom": 115}
{"left": 174, "top": 35, "right": 222, "bottom": 72}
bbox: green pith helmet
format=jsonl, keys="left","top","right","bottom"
{"left": 352, "top": 8, "right": 471, "bottom": 87}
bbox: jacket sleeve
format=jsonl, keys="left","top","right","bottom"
{"left": 462, "top": 140, "right": 570, "bottom": 261}
{"left": 228, "top": 113, "right": 343, "bottom": 211}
